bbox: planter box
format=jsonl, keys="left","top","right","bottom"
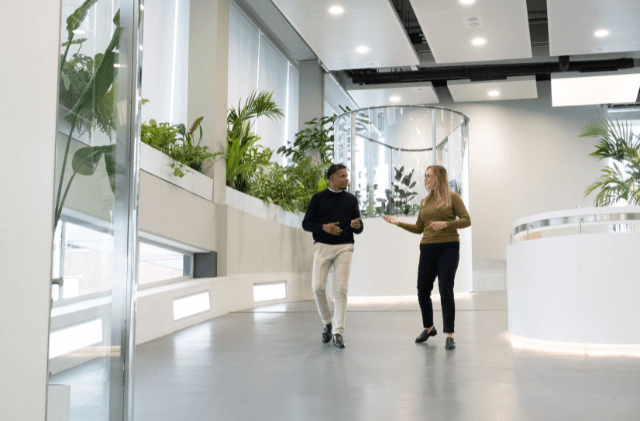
{"left": 140, "top": 142, "right": 213, "bottom": 201}
{"left": 225, "top": 186, "right": 305, "bottom": 229}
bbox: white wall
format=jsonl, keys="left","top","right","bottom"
{"left": 440, "top": 81, "right": 607, "bottom": 261}
{"left": 0, "top": 1, "right": 61, "bottom": 419}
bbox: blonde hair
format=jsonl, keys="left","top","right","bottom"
{"left": 425, "top": 165, "right": 452, "bottom": 208}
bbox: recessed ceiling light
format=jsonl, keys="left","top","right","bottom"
{"left": 472, "top": 38, "right": 486, "bottom": 46}
{"left": 329, "top": 5, "right": 344, "bottom": 15}
{"left": 390, "top": 96, "right": 401, "bottom": 102}
{"left": 595, "top": 29, "right": 609, "bottom": 38}
{"left": 73, "top": 29, "right": 85, "bottom": 35}
{"left": 460, "top": 0, "right": 475, "bottom": 4}
{"left": 488, "top": 90, "right": 500, "bottom": 97}
{"left": 356, "top": 46, "right": 370, "bottom": 54}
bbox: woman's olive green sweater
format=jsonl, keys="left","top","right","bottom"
{"left": 398, "top": 191, "right": 471, "bottom": 244}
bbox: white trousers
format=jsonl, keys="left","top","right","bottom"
{"left": 312, "top": 243, "right": 354, "bottom": 336}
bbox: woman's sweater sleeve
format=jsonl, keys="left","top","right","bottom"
{"left": 448, "top": 194, "right": 471, "bottom": 229}
{"left": 398, "top": 212, "right": 425, "bottom": 234}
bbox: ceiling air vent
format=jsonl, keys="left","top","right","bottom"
{"left": 463, "top": 16, "right": 484, "bottom": 29}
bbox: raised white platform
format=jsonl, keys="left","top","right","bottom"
{"left": 508, "top": 209, "right": 640, "bottom": 345}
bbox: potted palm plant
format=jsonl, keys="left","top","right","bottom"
{"left": 581, "top": 120, "right": 640, "bottom": 206}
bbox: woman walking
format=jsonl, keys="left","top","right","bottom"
{"left": 383, "top": 165, "right": 471, "bottom": 350}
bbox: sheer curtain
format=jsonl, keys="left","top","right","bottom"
{"left": 228, "top": 1, "right": 299, "bottom": 165}
{"left": 255, "top": 34, "right": 288, "bottom": 164}
{"left": 228, "top": 3, "right": 259, "bottom": 112}
{"left": 141, "top": 0, "right": 190, "bottom": 125}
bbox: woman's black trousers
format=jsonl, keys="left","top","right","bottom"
{"left": 417, "top": 241, "right": 460, "bottom": 333}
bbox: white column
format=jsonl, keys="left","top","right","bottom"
{"left": 0, "top": 0, "right": 61, "bottom": 419}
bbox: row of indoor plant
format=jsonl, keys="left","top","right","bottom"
{"left": 141, "top": 90, "right": 342, "bottom": 213}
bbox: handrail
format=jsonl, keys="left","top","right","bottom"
{"left": 513, "top": 212, "right": 640, "bottom": 236}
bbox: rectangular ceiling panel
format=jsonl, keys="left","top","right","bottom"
{"left": 551, "top": 70, "right": 640, "bottom": 107}
{"left": 409, "top": 0, "right": 532, "bottom": 64}
{"left": 270, "top": 0, "right": 419, "bottom": 71}
{"left": 448, "top": 76, "right": 538, "bottom": 102}
{"left": 347, "top": 82, "right": 439, "bottom": 108}
{"left": 548, "top": 0, "right": 640, "bottom": 56}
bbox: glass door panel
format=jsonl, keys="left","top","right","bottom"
{"left": 48, "top": 0, "right": 141, "bottom": 420}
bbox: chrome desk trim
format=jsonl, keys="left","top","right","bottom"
{"left": 513, "top": 213, "right": 640, "bottom": 235}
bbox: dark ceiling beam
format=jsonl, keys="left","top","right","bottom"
{"left": 349, "top": 58, "right": 635, "bottom": 85}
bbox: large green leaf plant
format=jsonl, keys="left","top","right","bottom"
{"left": 55, "top": 0, "right": 122, "bottom": 230}
{"left": 581, "top": 120, "right": 640, "bottom": 206}
{"left": 225, "top": 91, "right": 283, "bottom": 191}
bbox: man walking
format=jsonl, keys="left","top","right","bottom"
{"left": 302, "top": 164, "right": 363, "bottom": 348}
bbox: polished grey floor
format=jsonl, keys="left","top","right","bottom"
{"left": 131, "top": 292, "right": 640, "bottom": 421}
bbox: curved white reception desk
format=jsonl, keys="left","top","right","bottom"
{"left": 507, "top": 207, "right": 640, "bottom": 346}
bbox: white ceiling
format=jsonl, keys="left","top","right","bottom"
{"left": 347, "top": 82, "right": 439, "bottom": 108}
{"left": 269, "top": 0, "right": 419, "bottom": 71}
{"left": 547, "top": 0, "right": 640, "bottom": 57}
{"left": 409, "top": 0, "right": 532, "bottom": 64}
{"left": 448, "top": 76, "right": 538, "bottom": 102}
{"left": 551, "top": 69, "right": 640, "bottom": 107}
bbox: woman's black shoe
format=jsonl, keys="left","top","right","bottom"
{"left": 321, "top": 323, "right": 332, "bottom": 343}
{"left": 415, "top": 327, "right": 437, "bottom": 343}
{"left": 445, "top": 337, "right": 456, "bottom": 350}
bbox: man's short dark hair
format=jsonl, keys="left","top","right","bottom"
{"left": 327, "top": 164, "right": 347, "bottom": 180}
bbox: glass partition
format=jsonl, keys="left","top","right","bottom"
{"left": 334, "top": 106, "right": 470, "bottom": 217}
{"left": 48, "top": 0, "right": 142, "bottom": 420}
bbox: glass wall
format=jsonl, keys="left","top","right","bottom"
{"left": 49, "top": 0, "right": 141, "bottom": 419}
{"left": 334, "top": 106, "right": 470, "bottom": 217}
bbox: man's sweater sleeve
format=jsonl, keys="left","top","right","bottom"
{"left": 352, "top": 198, "right": 364, "bottom": 235}
{"left": 302, "top": 194, "right": 323, "bottom": 233}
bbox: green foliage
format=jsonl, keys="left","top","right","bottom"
{"left": 248, "top": 157, "right": 330, "bottom": 213}
{"left": 248, "top": 163, "right": 306, "bottom": 213}
{"left": 375, "top": 166, "right": 419, "bottom": 216}
{"left": 225, "top": 91, "right": 283, "bottom": 191}
{"left": 141, "top": 116, "right": 221, "bottom": 178}
{"left": 54, "top": 4, "right": 122, "bottom": 230}
{"left": 580, "top": 120, "right": 640, "bottom": 206}
{"left": 277, "top": 105, "right": 352, "bottom": 165}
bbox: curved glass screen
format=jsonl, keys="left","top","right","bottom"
{"left": 334, "top": 106, "right": 470, "bottom": 217}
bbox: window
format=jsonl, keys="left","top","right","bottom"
{"left": 253, "top": 282, "right": 287, "bottom": 302}
{"left": 49, "top": 319, "right": 103, "bottom": 359}
{"left": 52, "top": 219, "right": 193, "bottom": 301}
{"left": 173, "top": 291, "right": 211, "bottom": 320}
{"left": 138, "top": 241, "right": 192, "bottom": 285}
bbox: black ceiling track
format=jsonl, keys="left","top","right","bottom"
{"left": 349, "top": 58, "right": 636, "bottom": 86}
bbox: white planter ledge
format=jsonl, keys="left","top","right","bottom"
{"left": 140, "top": 142, "right": 213, "bottom": 201}
{"left": 225, "top": 186, "right": 305, "bottom": 229}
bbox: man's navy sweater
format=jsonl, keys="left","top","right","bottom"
{"left": 302, "top": 189, "right": 364, "bottom": 245}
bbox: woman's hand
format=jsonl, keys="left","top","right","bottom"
{"left": 430, "top": 221, "right": 447, "bottom": 231}
{"left": 351, "top": 218, "right": 362, "bottom": 229}
{"left": 383, "top": 216, "right": 400, "bottom": 226}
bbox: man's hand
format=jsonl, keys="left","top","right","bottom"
{"left": 323, "top": 222, "right": 342, "bottom": 236}
{"left": 430, "top": 221, "right": 447, "bottom": 232}
{"left": 351, "top": 218, "right": 362, "bottom": 229}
